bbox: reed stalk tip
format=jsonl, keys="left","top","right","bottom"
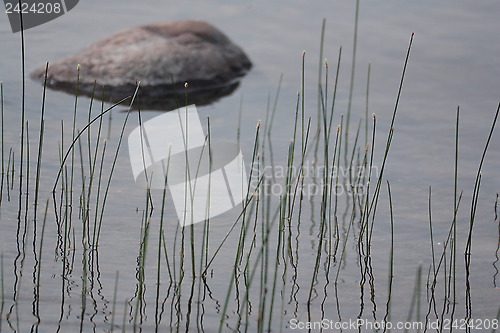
{"left": 302, "top": 50, "right": 306, "bottom": 57}
{"left": 324, "top": 59, "right": 328, "bottom": 68}
{"left": 372, "top": 113, "right": 376, "bottom": 120}
{"left": 184, "top": 82, "right": 189, "bottom": 88}
{"left": 336, "top": 125, "right": 341, "bottom": 133}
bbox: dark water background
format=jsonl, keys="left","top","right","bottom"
{"left": 0, "top": 0, "right": 499, "bottom": 331}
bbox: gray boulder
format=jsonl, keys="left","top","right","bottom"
{"left": 30, "top": 20, "right": 252, "bottom": 109}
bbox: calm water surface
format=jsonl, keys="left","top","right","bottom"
{"left": 0, "top": 1, "right": 499, "bottom": 332}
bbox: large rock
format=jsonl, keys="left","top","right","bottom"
{"left": 30, "top": 20, "right": 252, "bottom": 109}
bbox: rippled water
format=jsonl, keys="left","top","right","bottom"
{"left": 0, "top": 1, "right": 499, "bottom": 332}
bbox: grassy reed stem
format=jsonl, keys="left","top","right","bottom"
{"left": 203, "top": 116, "right": 212, "bottom": 272}
{"left": 464, "top": 102, "right": 499, "bottom": 321}
{"left": 450, "top": 106, "right": 460, "bottom": 320}
{"left": 1, "top": 81, "right": 4, "bottom": 204}
{"left": 91, "top": 138, "right": 107, "bottom": 247}
{"left": 237, "top": 94, "right": 243, "bottom": 147}
{"left": 85, "top": 88, "right": 104, "bottom": 248}
{"left": 301, "top": 51, "right": 306, "bottom": 155}
{"left": 0, "top": 252, "right": 4, "bottom": 317}
{"left": 17, "top": 2, "right": 26, "bottom": 220}
{"left": 366, "top": 33, "right": 414, "bottom": 222}
{"left": 365, "top": 63, "right": 371, "bottom": 148}
{"left": 464, "top": 101, "right": 500, "bottom": 252}
{"left": 218, "top": 121, "right": 262, "bottom": 333}
{"left": 344, "top": 0, "right": 359, "bottom": 164}
{"left": 156, "top": 147, "right": 171, "bottom": 328}
{"left": 428, "top": 187, "right": 436, "bottom": 276}
{"left": 383, "top": 181, "right": 394, "bottom": 332}
{"left": 34, "top": 199, "right": 49, "bottom": 321}
{"left": 133, "top": 189, "right": 152, "bottom": 332}
{"left": 69, "top": 65, "right": 81, "bottom": 235}
{"left": 33, "top": 63, "right": 49, "bottom": 223}
{"left": 52, "top": 95, "right": 131, "bottom": 192}
{"left": 326, "top": 47, "right": 342, "bottom": 143}
{"left": 7, "top": 148, "right": 14, "bottom": 201}
{"left": 24, "top": 120, "right": 30, "bottom": 222}
{"left": 269, "top": 74, "right": 283, "bottom": 137}
{"left": 317, "top": 18, "right": 326, "bottom": 132}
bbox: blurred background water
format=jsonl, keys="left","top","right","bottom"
{"left": 0, "top": 0, "right": 499, "bottom": 331}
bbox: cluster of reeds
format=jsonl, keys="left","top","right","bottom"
{"left": 0, "top": 13, "right": 499, "bottom": 333}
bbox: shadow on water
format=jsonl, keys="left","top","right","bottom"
{"left": 31, "top": 78, "right": 242, "bottom": 111}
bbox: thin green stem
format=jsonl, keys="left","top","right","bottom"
{"left": 344, "top": 0, "right": 360, "bottom": 165}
